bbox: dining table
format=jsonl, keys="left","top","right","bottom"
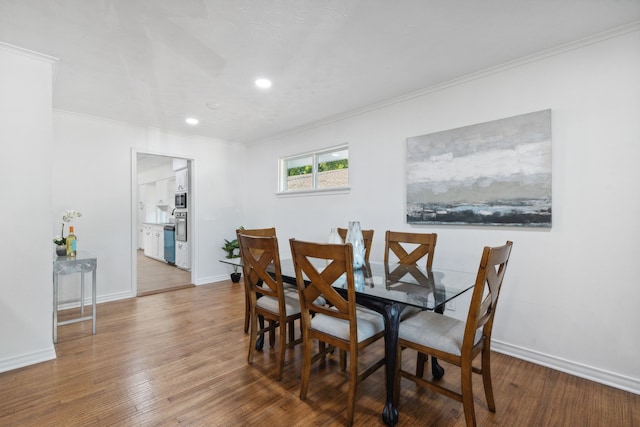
{"left": 221, "top": 256, "right": 476, "bottom": 426}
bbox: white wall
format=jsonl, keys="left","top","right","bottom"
{"left": 0, "top": 44, "right": 57, "bottom": 370}
{"left": 244, "top": 29, "right": 640, "bottom": 393}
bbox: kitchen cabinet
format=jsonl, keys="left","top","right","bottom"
{"left": 143, "top": 225, "right": 153, "bottom": 257}
{"left": 156, "top": 227, "right": 165, "bottom": 260}
{"left": 156, "top": 179, "right": 170, "bottom": 207}
{"left": 143, "top": 224, "right": 166, "bottom": 261}
{"left": 175, "top": 168, "right": 188, "bottom": 193}
{"left": 140, "top": 183, "right": 157, "bottom": 223}
{"left": 176, "top": 241, "right": 190, "bottom": 270}
{"left": 137, "top": 201, "right": 145, "bottom": 225}
{"left": 138, "top": 225, "right": 144, "bottom": 250}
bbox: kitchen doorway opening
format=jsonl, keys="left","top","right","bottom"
{"left": 133, "top": 152, "right": 194, "bottom": 296}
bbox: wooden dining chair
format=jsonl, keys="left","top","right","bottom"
{"left": 236, "top": 227, "right": 276, "bottom": 335}
{"left": 394, "top": 241, "right": 513, "bottom": 427}
{"left": 337, "top": 227, "right": 374, "bottom": 261}
{"left": 238, "top": 233, "right": 302, "bottom": 381}
{"left": 384, "top": 230, "right": 437, "bottom": 268}
{"left": 385, "top": 230, "right": 439, "bottom": 355}
{"left": 289, "top": 239, "right": 386, "bottom": 426}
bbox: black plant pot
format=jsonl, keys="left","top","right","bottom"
{"left": 230, "top": 272, "right": 241, "bottom": 283}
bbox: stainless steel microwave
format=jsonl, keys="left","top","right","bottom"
{"left": 175, "top": 192, "right": 187, "bottom": 209}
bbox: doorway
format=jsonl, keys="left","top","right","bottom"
{"left": 134, "top": 152, "right": 194, "bottom": 296}
{"left": 136, "top": 249, "right": 192, "bottom": 296}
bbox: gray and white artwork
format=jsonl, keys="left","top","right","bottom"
{"left": 406, "top": 109, "right": 552, "bottom": 227}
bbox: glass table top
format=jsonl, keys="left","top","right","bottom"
{"left": 220, "top": 257, "right": 475, "bottom": 310}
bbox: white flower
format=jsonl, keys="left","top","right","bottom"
{"left": 62, "top": 209, "right": 82, "bottom": 222}
{"left": 53, "top": 210, "right": 82, "bottom": 246}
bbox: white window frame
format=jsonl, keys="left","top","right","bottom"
{"left": 277, "top": 145, "right": 350, "bottom": 196}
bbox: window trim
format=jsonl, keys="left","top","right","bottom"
{"left": 277, "top": 144, "right": 349, "bottom": 196}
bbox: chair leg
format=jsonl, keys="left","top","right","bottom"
{"left": 415, "top": 351, "right": 427, "bottom": 377}
{"left": 269, "top": 321, "right": 276, "bottom": 347}
{"left": 276, "top": 319, "right": 287, "bottom": 381}
{"left": 481, "top": 347, "right": 496, "bottom": 412}
{"left": 300, "top": 334, "right": 312, "bottom": 400}
{"left": 460, "top": 362, "right": 477, "bottom": 427}
{"left": 346, "top": 348, "right": 358, "bottom": 426}
{"left": 340, "top": 349, "right": 347, "bottom": 371}
{"left": 288, "top": 319, "right": 295, "bottom": 343}
{"left": 318, "top": 340, "right": 330, "bottom": 366}
{"left": 248, "top": 308, "right": 258, "bottom": 364}
{"left": 244, "top": 291, "right": 250, "bottom": 333}
{"left": 256, "top": 315, "right": 265, "bottom": 350}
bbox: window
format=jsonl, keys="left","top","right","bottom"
{"left": 279, "top": 146, "right": 349, "bottom": 194}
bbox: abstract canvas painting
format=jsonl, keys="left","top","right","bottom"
{"left": 406, "top": 109, "right": 552, "bottom": 227}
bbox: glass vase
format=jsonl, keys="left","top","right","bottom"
{"left": 328, "top": 228, "right": 344, "bottom": 244}
{"left": 354, "top": 269, "right": 365, "bottom": 292}
{"left": 345, "top": 221, "right": 365, "bottom": 269}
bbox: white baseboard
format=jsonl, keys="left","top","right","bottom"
{"left": 195, "top": 274, "right": 234, "bottom": 286}
{"left": 492, "top": 340, "right": 640, "bottom": 395}
{"left": 57, "top": 290, "right": 134, "bottom": 310}
{"left": 97, "top": 290, "right": 135, "bottom": 303}
{"left": 0, "top": 347, "right": 56, "bottom": 374}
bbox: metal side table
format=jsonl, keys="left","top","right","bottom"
{"left": 53, "top": 251, "right": 97, "bottom": 343}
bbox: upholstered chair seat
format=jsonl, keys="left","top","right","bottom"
{"left": 399, "top": 311, "right": 482, "bottom": 356}
{"left": 311, "top": 306, "right": 384, "bottom": 342}
{"left": 256, "top": 293, "right": 301, "bottom": 317}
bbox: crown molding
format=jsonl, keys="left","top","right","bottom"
{"left": 0, "top": 42, "right": 60, "bottom": 85}
{"left": 251, "top": 20, "right": 640, "bottom": 145}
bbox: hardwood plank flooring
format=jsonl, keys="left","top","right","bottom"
{"left": 1, "top": 281, "right": 639, "bottom": 426}
{"left": 136, "top": 249, "right": 193, "bottom": 296}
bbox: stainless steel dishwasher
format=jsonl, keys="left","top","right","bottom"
{"left": 163, "top": 225, "right": 175, "bottom": 264}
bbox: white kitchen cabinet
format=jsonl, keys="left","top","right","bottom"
{"left": 143, "top": 224, "right": 166, "bottom": 261}
{"left": 138, "top": 184, "right": 149, "bottom": 205}
{"left": 142, "top": 183, "right": 157, "bottom": 223}
{"left": 176, "top": 241, "right": 190, "bottom": 270}
{"left": 175, "top": 168, "right": 188, "bottom": 193}
{"left": 143, "top": 225, "right": 153, "bottom": 257}
{"left": 156, "top": 227, "right": 164, "bottom": 261}
{"left": 138, "top": 225, "right": 145, "bottom": 250}
{"left": 137, "top": 200, "right": 145, "bottom": 223}
{"left": 156, "top": 179, "right": 169, "bottom": 207}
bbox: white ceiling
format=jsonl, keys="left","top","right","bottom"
{"left": 1, "top": 1, "right": 640, "bottom": 143}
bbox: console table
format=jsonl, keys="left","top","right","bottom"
{"left": 52, "top": 251, "right": 97, "bottom": 343}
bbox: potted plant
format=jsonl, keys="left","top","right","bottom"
{"left": 222, "top": 226, "right": 244, "bottom": 283}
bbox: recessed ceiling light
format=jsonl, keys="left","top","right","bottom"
{"left": 255, "top": 78, "right": 272, "bottom": 89}
{"left": 185, "top": 117, "right": 199, "bottom": 125}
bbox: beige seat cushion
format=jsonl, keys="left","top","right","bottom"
{"left": 256, "top": 293, "right": 301, "bottom": 316}
{"left": 400, "top": 305, "right": 422, "bottom": 321}
{"left": 399, "top": 311, "right": 481, "bottom": 356}
{"left": 311, "top": 306, "right": 384, "bottom": 342}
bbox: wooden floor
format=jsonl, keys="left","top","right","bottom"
{"left": 136, "top": 249, "right": 193, "bottom": 296}
{"left": 2, "top": 281, "right": 639, "bottom": 426}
